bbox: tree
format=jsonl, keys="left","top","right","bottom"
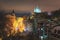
{"left": 0, "top": 12, "right": 16, "bottom": 40}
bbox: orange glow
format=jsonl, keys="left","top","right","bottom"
{"left": 13, "top": 17, "right": 25, "bottom": 33}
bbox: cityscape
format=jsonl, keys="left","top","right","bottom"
{"left": 0, "top": 0, "right": 60, "bottom": 40}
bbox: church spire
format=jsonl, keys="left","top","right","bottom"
{"left": 12, "top": 9, "right": 15, "bottom": 13}
{"left": 34, "top": 6, "right": 41, "bottom": 13}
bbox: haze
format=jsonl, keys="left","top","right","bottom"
{"left": 0, "top": 0, "right": 60, "bottom": 12}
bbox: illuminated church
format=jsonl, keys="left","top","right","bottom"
{"left": 34, "top": 6, "right": 41, "bottom": 13}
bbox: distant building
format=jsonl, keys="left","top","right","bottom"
{"left": 33, "top": 6, "right": 48, "bottom": 22}
{"left": 32, "top": 6, "right": 48, "bottom": 39}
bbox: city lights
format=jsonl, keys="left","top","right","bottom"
{"left": 0, "top": 0, "right": 60, "bottom": 40}
{"left": 13, "top": 17, "right": 25, "bottom": 33}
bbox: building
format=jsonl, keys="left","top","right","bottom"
{"left": 32, "top": 6, "right": 48, "bottom": 40}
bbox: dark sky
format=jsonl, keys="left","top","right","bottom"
{"left": 0, "top": 0, "right": 60, "bottom": 12}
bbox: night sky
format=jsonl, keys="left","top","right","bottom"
{"left": 0, "top": 0, "right": 60, "bottom": 12}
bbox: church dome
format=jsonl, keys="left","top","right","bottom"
{"left": 34, "top": 6, "right": 41, "bottom": 13}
